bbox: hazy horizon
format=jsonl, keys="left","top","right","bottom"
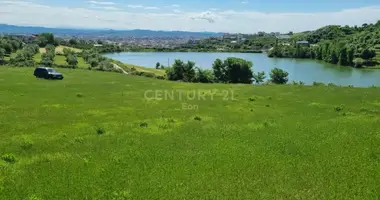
{"left": 0, "top": 0, "right": 379, "bottom": 34}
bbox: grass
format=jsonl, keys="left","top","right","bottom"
{"left": 109, "top": 58, "right": 166, "bottom": 76}
{"left": 39, "top": 45, "right": 82, "bottom": 54}
{"left": 1, "top": 67, "right": 380, "bottom": 199}
{"left": 33, "top": 53, "right": 88, "bottom": 68}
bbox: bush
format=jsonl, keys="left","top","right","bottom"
{"left": 270, "top": 68, "right": 289, "bottom": 84}
{"left": 1, "top": 153, "right": 17, "bottom": 163}
{"left": 334, "top": 105, "right": 344, "bottom": 112}
{"left": 194, "top": 116, "right": 202, "bottom": 121}
{"left": 96, "top": 127, "right": 105, "bottom": 135}
{"left": 252, "top": 71, "right": 266, "bottom": 84}
{"left": 140, "top": 122, "right": 148, "bottom": 128}
{"left": 20, "top": 138, "right": 33, "bottom": 150}
{"left": 212, "top": 57, "right": 253, "bottom": 84}
{"left": 156, "top": 75, "right": 165, "bottom": 80}
{"left": 313, "top": 81, "right": 325, "bottom": 86}
{"left": 353, "top": 58, "right": 365, "bottom": 68}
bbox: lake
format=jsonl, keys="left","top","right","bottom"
{"left": 104, "top": 52, "right": 380, "bottom": 87}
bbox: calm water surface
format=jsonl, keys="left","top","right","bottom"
{"left": 104, "top": 52, "right": 380, "bottom": 87}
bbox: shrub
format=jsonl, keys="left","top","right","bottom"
{"left": 1, "top": 153, "right": 17, "bottom": 163}
{"left": 353, "top": 58, "right": 365, "bottom": 68}
{"left": 298, "top": 81, "right": 305, "bottom": 85}
{"left": 270, "top": 68, "right": 289, "bottom": 84}
{"left": 20, "top": 138, "right": 33, "bottom": 150}
{"left": 328, "top": 83, "right": 337, "bottom": 87}
{"left": 140, "top": 122, "right": 148, "bottom": 128}
{"left": 249, "top": 97, "right": 256, "bottom": 102}
{"left": 96, "top": 127, "right": 105, "bottom": 135}
{"left": 313, "top": 81, "right": 325, "bottom": 86}
{"left": 76, "top": 93, "right": 84, "bottom": 98}
{"left": 156, "top": 75, "right": 165, "bottom": 80}
{"left": 194, "top": 116, "right": 202, "bottom": 121}
{"left": 334, "top": 105, "right": 344, "bottom": 112}
{"left": 252, "top": 71, "right": 266, "bottom": 84}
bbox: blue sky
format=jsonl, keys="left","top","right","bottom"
{"left": 0, "top": 0, "right": 380, "bottom": 33}
{"left": 42, "top": 0, "right": 380, "bottom": 12}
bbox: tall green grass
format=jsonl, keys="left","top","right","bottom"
{"left": 1, "top": 67, "right": 380, "bottom": 199}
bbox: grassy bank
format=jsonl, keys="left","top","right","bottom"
{"left": 1, "top": 67, "right": 380, "bottom": 199}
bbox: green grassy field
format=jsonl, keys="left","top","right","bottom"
{"left": 1, "top": 67, "right": 380, "bottom": 199}
{"left": 33, "top": 53, "right": 88, "bottom": 68}
{"left": 39, "top": 45, "right": 82, "bottom": 54}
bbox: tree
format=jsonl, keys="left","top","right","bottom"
{"left": 63, "top": 48, "right": 73, "bottom": 56}
{"left": 66, "top": 54, "right": 78, "bottom": 68}
{"left": 2, "top": 42, "right": 13, "bottom": 54}
{"left": 360, "top": 48, "right": 376, "bottom": 60}
{"left": 41, "top": 52, "right": 54, "bottom": 67}
{"left": 89, "top": 58, "right": 99, "bottom": 68}
{"left": 252, "top": 71, "right": 266, "bottom": 84}
{"left": 37, "top": 33, "right": 55, "bottom": 47}
{"left": 347, "top": 48, "right": 354, "bottom": 65}
{"left": 69, "top": 39, "right": 78, "bottom": 45}
{"left": 0, "top": 48, "right": 5, "bottom": 61}
{"left": 166, "top": 59, "right": 196, "bottom": 82}
{"left": 223, "top": 57, "right": 253, "bottom": 84}
{"left": 270, "top": 68, "right": 289, "bottom": 84}
{"left": 195, "top": 68, "right": 215, "bottom": 83}
{"left": 45, "top": 44, "right": 56, "bottom": 54}
{"left": 338, "top": 47, "right": 348, "bottom": 66}
{"left": 212, "top": 58, "right": 227, "bottom": 82}
{"left": 330, "top": 49, "right": 338, "bottom": 64}
{"left": 213, "top": 57, "right": 253, "bottom": 84}
{"left": 183, "top": 61, "right": 196, "bottom": 82}
{"left": 155, "top": 62, "right": 160, "bottom": 69}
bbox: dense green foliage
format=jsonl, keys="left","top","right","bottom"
{"left": 0, "top": 36, "right": 23, "bottom": 55}
{"left": 165, "top": 57, "right": 254, "bottom": 84}
{"left": 1, "top": 68, "right": 380, "bottom": 199}
{"left": 270, "top": 68, "right": 289, "bottom": 84}
{"left": 8, "top": 44, "right": 39, "bottom": 67}
{"left": 40, "top": 45, "right": 56, "bottom": 67}
{"left": 212, "top": 57, "right": 254, "bottom": 84}
{"left": 269, "top": 21, "right": 380, "bottom": 68}
{"left": 36, "top": 33, "right": 58, "bottom": 47}
{"left": 252, "top": 71, "right": 266, "bottom": 84}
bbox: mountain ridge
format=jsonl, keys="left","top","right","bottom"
{"left": 0, "top": 24, "right": 224, "bottom": 38}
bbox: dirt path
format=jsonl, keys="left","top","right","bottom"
{"left": 112, "top": 63, "right": 129, "bottom": 74}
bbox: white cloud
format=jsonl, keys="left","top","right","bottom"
{"left": 144, "top": 7, "right": 160, "bottom": 10}
{"left": 0, "top": 1, "right": 379, "bottom": 33}
{"left": 173, "top": 9, "right": 181, "bottom": 13}
{"left": 90, "top": 5, "right": 119, "bottom": 10}
{"left": 171, "top": 4, "right": 180, "bottom": 8}
{"left": 87, "top": 1, "right": 115, "bottom": 5}
{"left": 127, "top": 5, "right": 144, "bottom": 8}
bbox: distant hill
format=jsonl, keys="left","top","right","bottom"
{"left": 0, "top": 24, "right": 223, "bottom": 38}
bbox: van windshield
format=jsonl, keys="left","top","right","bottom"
{"left": 47, "top": 69, "right": 56, "bottom": 73}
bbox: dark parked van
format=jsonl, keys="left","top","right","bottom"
{"left": 34, "top": 67, "right": 64, "bottom": 80}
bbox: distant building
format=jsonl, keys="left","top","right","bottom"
{"left": 94, "top": 44, "right": 103, "bottom": 47}
{"left": 277, "top": 35, "right": 291, "bottom": 40}
{"left": 296, "top": 41, "right": 309, "bottom": 46}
